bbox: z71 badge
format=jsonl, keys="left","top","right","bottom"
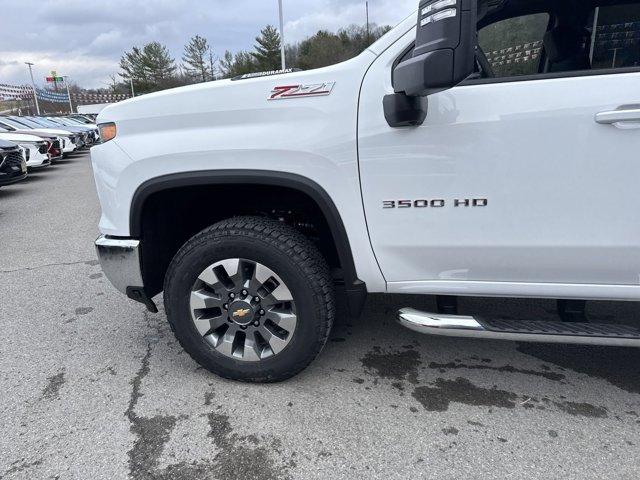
{"left": 269, "top": 82, "right": 335, "bottom": 100}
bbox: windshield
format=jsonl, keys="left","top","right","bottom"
{"left": 45, "top": 118, "right": 67, "bottom": 126}
{"left": 60, "top": 117, "right": 85, "bottom": 125}
{"left": 53, "top": 118, "right": 80, "bottom": 126}
{"left": 27, "top": 117, "right": 61, "bottom": 128}
{"left": 71, "top": 116, "right": 92, "bottom": 124}
{"left": 0, "top": 121, "right": 17, "bottom": 131}
{"left": 6, "top": 117, "right": 40, "bottom": 129}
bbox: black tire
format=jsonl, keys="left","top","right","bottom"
{"left": 164, "top": 216, "right": 335, "bottom": 382}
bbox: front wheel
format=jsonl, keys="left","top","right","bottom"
{"left": 164, "top": 217, "right": 335, "bottom": 382}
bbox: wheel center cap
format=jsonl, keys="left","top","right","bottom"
{"left": 229, "top": 300, "right": 255, "bottom": 326}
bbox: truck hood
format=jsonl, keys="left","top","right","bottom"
{"left": 98, "top": 56, "right": 369, "bottom": 126}
{"left": 96, "top": 11, "right": 418, "bottom": 128}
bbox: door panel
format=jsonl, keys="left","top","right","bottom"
{"left": 358, "top": 37, "right": 640, "bottom": 287}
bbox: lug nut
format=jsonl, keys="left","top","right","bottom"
{"left": 229, "top": 293, "right": 236, "bottom": 299}
{"left": 254, "top": 321, "right": 260, "bottom": 327}
{"left": 240, "top": 325, "right": 247, "bottom": 330}
{"left": 223, "top": 303, "right": 229, "bottom": 310}
{"left": 259, "top": 309, "right": 265, "bottom": 316}
{"left": 254, "top": 296, "right": 260, "bottom": 302}
{"left": 241, "top": 289, "right": 248, "bottom": 296}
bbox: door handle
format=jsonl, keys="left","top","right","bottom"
{"left": 595, "top": 108, "right": 640, "bottom": 126}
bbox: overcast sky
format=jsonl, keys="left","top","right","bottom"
{"left": 0, "top": 0, "right": 416, "bottom": 89}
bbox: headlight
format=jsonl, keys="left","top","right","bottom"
{"left": 98, "top": 123, "right": 117, "bottom": 143}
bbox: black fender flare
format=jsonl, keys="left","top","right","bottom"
{"left": 130, "top": 170, "right": 367, "bottom": 315}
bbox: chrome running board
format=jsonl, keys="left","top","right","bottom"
{"left": 398, "top": 308, "right": 640, "bottom": 347}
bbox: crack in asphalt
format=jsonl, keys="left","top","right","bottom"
{"left": 0, "top": 259, "right": 98, "bottom": 274}
{"left": 124, "top": 313, "right": 176, "bottom": 480}
{"left": 122, "top": 312, "right": 293, "bottom": 480}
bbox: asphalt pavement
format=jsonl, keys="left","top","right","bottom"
{"left": 1, "top": 151, "right": 639, "bottom": 479}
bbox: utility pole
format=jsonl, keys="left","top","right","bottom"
{"left": 25, "top": 62, "right": 41, "bottom": 115}
{"left": 130, "top": 78, "right": 135, "bottom": 97}
{"left": 366, "top": 1, "right": 370, "bottom": 45}
{"left": 63, "top": 76, "right": 73, "bottom": 113}
{"left": 278, "top": 0, "right": 286, "bottom": 70}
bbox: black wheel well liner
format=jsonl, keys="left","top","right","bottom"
{"left": 130, "top": 170, "right": 367, "bottom": 314}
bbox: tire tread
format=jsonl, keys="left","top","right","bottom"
{"left": 164, "top": 216, "right": 335, "bottom": 382}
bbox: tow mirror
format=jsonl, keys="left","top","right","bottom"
{"left": 397, "top": 0, "right": 478, "bottom": 97}
{"left": 385, "top": 0, "right": 478, "bottom": 127}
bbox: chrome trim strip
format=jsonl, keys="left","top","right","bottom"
{"left": 95, "top": 235, "right": 144, "bottom": 294}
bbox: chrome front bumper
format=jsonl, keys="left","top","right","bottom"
{"left": 95, "top": 235, "right": 144, "bottom": 294}
{"left": 95, "top": 235, "right": 158, "bottom": 312}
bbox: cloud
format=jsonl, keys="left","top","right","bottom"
{"left": 0, "top": 0, "right": 418, "bottom": 88}
{"left": 285, "top": 0, "right": 416, "bottom": 42}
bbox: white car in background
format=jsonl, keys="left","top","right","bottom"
{"left": 0, "top": 117, "right": 78, "bottom": 155}
{"left": 0, "top": 129, "right": 50, "bottom": 170}
{"left": 0, "top": 121, "right": 63, "bottom": 162}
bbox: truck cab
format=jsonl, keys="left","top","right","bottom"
{"left": 92, "top": 0, "right": 640, "bottom": 382}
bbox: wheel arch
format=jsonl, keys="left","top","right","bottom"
{"left": 130, "top": 170, "right": 367, "bottom": 315}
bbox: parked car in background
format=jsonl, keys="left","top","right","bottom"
{"left": 68, "top": 114, "right": 98, "bottom": 125}
{"left": 0, "top": 139, "right": 27, "bottom": 187}
{"left": 0, "top": 122, "right": 63, "bottom": 162}
{"left": 45, "top": 117, "right": 99, "bottom": 143}
{"left": 17, "top": 117, "right": 89, "bottom": 149}
{"left": 1, "top": 117, "right": 78, "bottom": 155}
{"left": 0, "top": 129, "right": 50, "bottom": 170}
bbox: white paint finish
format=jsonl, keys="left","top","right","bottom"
{"left": 92, "top": 54, "right": 387, "bottom": 292}
{"left": 358, "top": 25, "right": 640, "bottom": 294}
{"left": 92, "top": 13, "right": 640, "bottom": 301}
{"left": 0, "top": 132, "right": 43, "bottom": 143}
{"left": 0, "top": 133, "right": 50, "bottom": 167}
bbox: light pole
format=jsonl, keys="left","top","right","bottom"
{"left": 278, "top": 0, "right": 286, "bottom": 70}
{"left": 25, "top": 62, "right": 41, "bottom": 115}
{"left": 63, "top": 76, "right": 73, "bottom": 113}
{"left": 366, "top": 1, "right": 370, "bottom": 45}
{"left": 130, "top": 78, "right": 135, "bottom": 98}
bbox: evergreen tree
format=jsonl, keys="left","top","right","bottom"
{"left": 119, "top": 42, "right": 177, "bottom": 93}
{"left": 252, "top": 25, "right": 282, "bottom": 71}
{"left": 289, "top": 24, "right": 391, "bottom": 71}
{"left": 119, "top": 46, "right": 147, "bottom": 84}
{"left": 143, "top": 42, "right": 177, "bottom": 84}
{"left": 183, "top": 35, "right": 213, "bottom": 82}
{"left": 219, "top": 50, "right": 258, "bottom": 78}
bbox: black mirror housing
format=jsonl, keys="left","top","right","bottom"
{"left": 383, "top": 94, "right": 429, "bottom": 128}
{"left": 395, "top": 0, "right": 478, "bottom": 97}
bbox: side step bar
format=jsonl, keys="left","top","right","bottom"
{"left": 398, "top": 308, "right": 640, "bottom": 347}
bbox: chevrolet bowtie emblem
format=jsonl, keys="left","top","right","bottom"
{"left": 233, "top": 308, "right": 251, "bottom": 318}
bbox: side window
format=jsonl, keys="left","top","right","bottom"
{"left": 590, "top": 5, "right": 640, "bottom": 69}
{"left": 479, "top": 14, "right": 550, "bottom": 78}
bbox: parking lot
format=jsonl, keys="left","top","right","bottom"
{"left": 0, "top": 151, "right": 639, "bottom": 479}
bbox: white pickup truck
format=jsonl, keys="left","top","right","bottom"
{"left": 92, "top": 0, "right": 640, "bottom": 382}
